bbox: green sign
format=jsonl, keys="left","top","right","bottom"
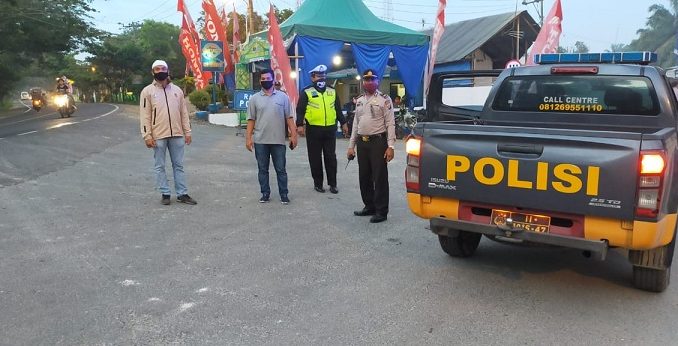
{"left": 236, "top": 63, "right": 251, "bottom": 90}
{"left": 240, "top": 37, "right": 270, "bottom": 63}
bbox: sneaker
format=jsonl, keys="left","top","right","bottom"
{"left": 161, "top": 194, "right": 171, "bottom": 205}
{"left": 259, "top": 195, "right": 270, "bottom": 203}
{"left": 329, "top": 186, "right": 339, "bottom": 194}
{"left": 280, "top": 195, "right": 290, "bottom": 205}
{"left": 314, "top": 186, "right": 326, "bottom": 193}
{"left": 177, "top": 194, "right": 197, "bottom": 205}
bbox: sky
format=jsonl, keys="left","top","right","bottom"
{"left": 89, "top": 0, "right": 671, "bottom": 53}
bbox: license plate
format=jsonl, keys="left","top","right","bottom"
{"left": 491, "top": 209, "right": 551, "bottom": 233}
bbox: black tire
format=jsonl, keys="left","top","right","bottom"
{"left": 632, "top": 266, "right": 670, "bottom": 293}
{"left": 395, "top": 126, "right": 404, "bottom": 140}
{"left": 438, "top": 232, "right": 481, "bottom": 257}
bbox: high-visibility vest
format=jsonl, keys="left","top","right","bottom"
{"left": 303, "top": 86, "right": 337, "bottom": 126}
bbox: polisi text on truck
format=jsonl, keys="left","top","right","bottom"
{"left": 446, "top": 155, "right": 600, "bottom": 196}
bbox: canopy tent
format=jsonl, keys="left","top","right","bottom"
{"left": 253, "top": 0, "right": 430, "bottom": 100}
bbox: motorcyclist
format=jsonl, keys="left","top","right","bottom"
{"left": 29, "top": 87, "right": 46, "bottom": 110}
{"left": 56, "top": 77, "right": 76, "bottom": 110}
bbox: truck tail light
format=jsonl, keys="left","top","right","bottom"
{"left": 636, "top": 151, "right": 666, "bottom": 218}
{"left": 405, "top": 137, "right": 422, "bottom": 192}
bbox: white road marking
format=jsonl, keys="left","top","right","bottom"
{"left": 179, "top": 302, "right": 195, "bottom": 312}
{"left": 19, "top": 100, "right": 32, "bottom": 112}
{"left": 196, "top": 287, "right": 210, "bottom": 293}
{"left": 3, "top": 112, "right": 58, "bottom": 126}
{"left": 91, "top": 105, "right": 119, "bottom": 120}
{"left": 47, "top": 121, "right": 78, "bottom": 130}
{"left": 2, "top": 104, "right": 120, "bottom": 138}
{"left": 17, "top": 130, "right": 37, "bottom": 136}
{"left": 120, "top": 279, "right": 139, "bottom": 286}
{"left": 148, "top": 297, "right": 161, "bottom": 302}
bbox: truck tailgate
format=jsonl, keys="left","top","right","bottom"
{"left": 419, "top": 124, "right": 642, "bottom": 219}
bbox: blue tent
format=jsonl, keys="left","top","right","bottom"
{"left": 272, "top": 0, "right": 430, "bottom": 101}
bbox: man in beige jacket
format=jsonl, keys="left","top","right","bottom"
{"left": 139, "top": 60, "right": 196, "bottom": 205}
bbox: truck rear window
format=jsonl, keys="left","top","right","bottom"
{"left": 491, "top": 76, "right": 660, "bottom": 115}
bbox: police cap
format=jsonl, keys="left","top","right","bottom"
{"left": 362, "top": 69, "right": 378, "bottom": 79}
{"left": 309, "top": 64, "right": 328, "bottom": 75}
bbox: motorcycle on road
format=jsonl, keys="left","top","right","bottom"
{"left": 54, "top": 91, "right": 75, "bottom": 118}
{"left": 31, "top": 97, "right": 44, "bottom": 112}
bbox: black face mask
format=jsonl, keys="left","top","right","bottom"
{"left": 154, "top": 72, "right": 169, "bottom": 81}
{"left": 261, "top": 80, "right": 273, "bottom": 90}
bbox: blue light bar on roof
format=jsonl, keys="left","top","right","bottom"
{"left": 534, "top": 51, "right": 657, "bottom": 65}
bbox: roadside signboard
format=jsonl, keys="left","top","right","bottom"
{"left": 201, "top": 40, "right": 225, "bottom": 72}
{"left": 233, "top": 89, "right": 255, "bottom": 110}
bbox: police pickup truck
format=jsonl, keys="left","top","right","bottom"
{"left": 406, "top": 52, "right": 677, "bottom": 292}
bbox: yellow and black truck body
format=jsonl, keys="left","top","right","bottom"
{"left": 407, "top": 52, "right": 678, "bottom": 292}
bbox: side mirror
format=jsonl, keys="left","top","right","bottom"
{"left": 666, "top": 68, "right": 678, "bottom": 79}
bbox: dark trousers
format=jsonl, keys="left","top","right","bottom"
{"left": 356, "top": 135, "right": 389, "bottom": 216}
{"left": 305, "top": 125, "right": 338, "bottom": 188}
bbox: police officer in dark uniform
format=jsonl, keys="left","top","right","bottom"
{"left": 296, "top": 64, "right": 348, "bottom": 194}
{"left": 346, "top": 69, "right": 396, "bottom": 223}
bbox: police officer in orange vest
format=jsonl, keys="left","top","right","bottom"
{"left": 296, "top": 64, "right": 348, "bottom": 194}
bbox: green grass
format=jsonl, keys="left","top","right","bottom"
{"left": 0, "top": 98, "right": 13, "bottom": 111}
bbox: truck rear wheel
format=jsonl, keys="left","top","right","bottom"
{"left": 438, "top": 232, "right": 481, "bottom": 257}
{"left": 629, "top": 233, "right": 675, "bottom": 292}
{"left": 632, "top": 266, "right": 670, "bottom": 292}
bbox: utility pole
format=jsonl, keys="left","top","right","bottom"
{"left": 522, "top": 0, "right": 544, "bottom": 26}
{"left": 385, "top": 0, "right": 393, "bottom": 22}
{"left": 247, "top": 0, "right": 254, "bottom": 36}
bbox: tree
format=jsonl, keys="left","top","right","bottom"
{"left": 0, "top": 0, "right": 99, "bottom": 100}
{"left": 275, "top": 8, "right": 294, "bottom": 24}
{"left": 629, "top": 1, "right": 678, "bottom": 67}
{"left": 85, "top": 20, "right": 183, "bottom": 98}
{"left": 606, "top": 43, "right": 630, "bottom": 53}
{"left": 573, "top": 41, "right": 589, "bottom": 53}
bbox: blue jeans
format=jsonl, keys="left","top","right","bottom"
{"left": 153, "top": 136, "right": 187, "bottom": 196}
{"left": 254, "top": 143, "right": 288, "bottom": 197}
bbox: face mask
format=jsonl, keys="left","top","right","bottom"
{"left": 363, "top": 81, "right": 378, "bottom": 93}
{"left": 261, "top": 80, "right": 274, "bottom": 90}
{"left": 315, "top": 79, "right": 326, "bottom": 89}
{"left": 154, "top": 72, "right": 169, "bottom": 81}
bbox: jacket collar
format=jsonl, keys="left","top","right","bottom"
{"left": 152, "top": 80, "right": 171, "bottom": 88}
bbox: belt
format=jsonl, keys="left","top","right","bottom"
{"left": 359, "top": 132, "right": 385, "bottom": 142}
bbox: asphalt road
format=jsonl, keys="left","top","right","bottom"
{"left": 0, "top": 104, "right": 677, "bottom": 345}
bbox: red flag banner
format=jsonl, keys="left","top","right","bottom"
{"left": 178, "top": 0, "right": 200, "bottom": 44}
{"left": 525, "top": 0, "right": 563, "bottom": 66}
{"left": 177, "top": 0, "right": 207, "bottom": 89}
{"left": 202, "top": 0, "right": 234, "bottom": 73}
{"left": 424, "top": 0, "right": 446, "bottom": 96}
{"left": 179, "top": 27, "right": 207, "bottom": 90}
{"left": 268, "top": 5, "right": 298, "bottom": 116}
{"left": 232, "top": 5, "right": 241, "bottom": 64}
